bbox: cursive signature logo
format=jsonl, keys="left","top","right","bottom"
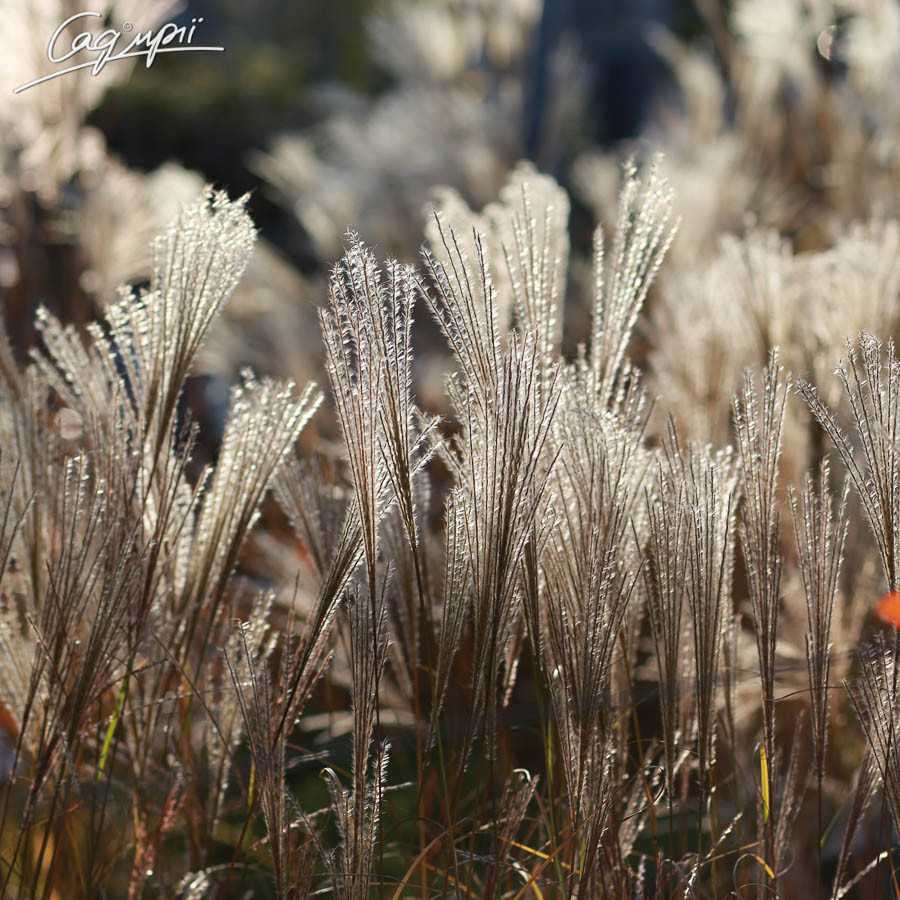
{"left": 13, "top": 11, "right": 224, "bottom": 94}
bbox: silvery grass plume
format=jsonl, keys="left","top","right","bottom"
{"left": 644, "top": 229, "right": 898, "bottom": 692}
{"left": 585, "top": 156, "right": 677, "bottom": 409}
{"left": 320, "top": 587, "right": 391, "bottom": 900}
{"left": 0, "top": 451, "right": 145, "bottom": 863}
{"left": 274, "top": 455, "right": 354, "bottom": 584}
{"left": 669, "top": 428, "right": 739, "bottom": 848}
{"left": 273, "top": 456, "right": 366, "bottom": 686}
{"left": 34, "top": 191, "right": 321, "bottom": 785}
{"left": 565, "top": 157, "right": 674, "bottom": 800}
{"left": 559, "top": 153, "right": 673, "bottom": 673}
{"left": 790, "top": 460, "right": 849, "bottom": 872}
{"left": 227, "top": 599, "right": 334, "bottom": 900}
{"left": 155, "top": 595, "right": 280, "bottom": 899}
{"left": 0, "top": 188, "right": 320, "bottom": 895}
{"left": 424, "top": 164, "right": 570, "bottom": 366}
{"left": 646, "top": 224, "right": 900, "bottom": 464}
{"left": 844, "top": 636, "right": 900, "bottom": 870}
{"left": 537, "top": 383, "right": 652, "bottom": 894}
{"left": 495, "top": 170, "right": 568, "bottom": 385}
{"left": 456, "top": 329, "right": 561, "bottom": 761}
{"left": 798, "top": 333, "right": 900, "bottom": 593}
{"left": 647, "top": 229, "right": 796, "bottom": 448}
{"left": 419, "top": 159, "right": 673, "bottom": 891}
{"left": 320, "top": 235, "right": 441, "bottom": 681}
{"left": 733, "top": 352, "right": 788, "bottom": 869}
{"left": 422, "top": 217, "right": 562, "bottom": 762}
{"left": 318, "top": 233, "right": 450, "bottom": 894}
{"left": 642, "top": 431, "right": 690, "bottom": 831}
{"left": 203, "top": 591, "right": 275, "bottom": 843}
{"left": 417, "top": 158, "right": 674, "bottom": 894}
{"left": 539, "top": 525, "right": 633, "bottom": 894}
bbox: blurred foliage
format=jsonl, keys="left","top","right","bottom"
{"left": 90, "top": 0, "right": 687, "bottom": 270}
{"left": 89, "top": 0, "right": 382, "bottom": 266}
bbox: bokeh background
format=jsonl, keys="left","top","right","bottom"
{"left": 6, "top": 0, "right": 899, "bottom": 546}
{"left": 0, "top": 0, "right": 697, "bottom": 361}
{"left": 6, "top": 3, "right": 900, "bottom": 895}
{"left": 1, "top": 0, "right": 715, "bottom": 466}
{"left": 90, "top": 0, "right": 682, "bottom": 270}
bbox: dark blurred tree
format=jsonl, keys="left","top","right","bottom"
{"left": 527, "top": 0, "right": 704, "bottom": 161}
